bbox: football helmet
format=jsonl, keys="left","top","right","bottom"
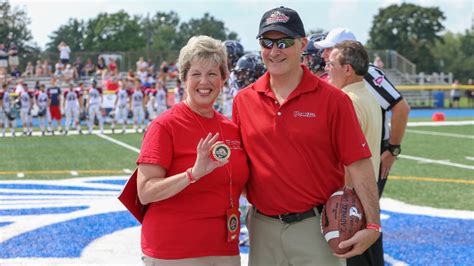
{"left": 224, "top": 40, "right": 245, "bottom": 70}
{"left": 234, "top": 53, "right": 266, "bottom": 89}
{"left": 303, "top": 33, "right": 326, "bottom": 73}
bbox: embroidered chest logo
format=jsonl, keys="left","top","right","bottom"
{"left": 293, "top": 111, "right": 316, "bottom": 118}
{"left": 266, "top": 11, "right": 289, "bottom": 25}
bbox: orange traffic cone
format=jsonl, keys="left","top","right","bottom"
{"left": 432, "top": 112, "right": 446, "bottom": 121}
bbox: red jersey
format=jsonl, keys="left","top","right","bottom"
{"left": 232, "top": 65, "right": 371, "bottom": 215}
{"left": 137, "top": 102, "right": 249, "bottom": 259}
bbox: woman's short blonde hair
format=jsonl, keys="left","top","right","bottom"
{"left": 178, "top": 35, "right": 229, "bottom": 82}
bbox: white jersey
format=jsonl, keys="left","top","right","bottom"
{"left": 116, "top": 89, "right": 129, "bottom": 108}
{"left": 20, "top": 91, "right": 32, "bottom": 111}
{"left": 131, "top": 90, "right": 144, "bottom": 108}
{"left": 37, "top": 92, "right": 49, "bottom": 109}
{"left": 155, "top": 89, "right": 167, "bottom": 109}
{"left": 2, "top": 91, "right": 11, "bottom": 111}
{"left": 64, "top": 89, "right": 80, "bottom": 108}
{"left": 88, "top": 88, "right": 102, "bottom": 106}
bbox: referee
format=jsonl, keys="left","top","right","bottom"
{"left": 315, "top": 28, "right": 411, "bottom": 266}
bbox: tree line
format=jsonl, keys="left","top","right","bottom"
{"left": 0, "top": 1, "right": 472, "bottom": 82}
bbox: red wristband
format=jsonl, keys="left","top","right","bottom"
{"left": 366, "top": 223, "right": 382, "bottom": 233}
{"left": 186, "top": 168, "right": 197, "bottom": 183}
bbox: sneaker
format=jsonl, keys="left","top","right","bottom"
{"left": 52, "top": 131, "right": 55, "bottom": 136}
{"left": 41, "top": 131, "right": 45, "bottom": 136}
{"left": 79, "top": 129, "right": 83, "bottom": 135}
{"left": 112, "top": 128, "right": 115, "bottom": 134}
{"left": 64, "top": 130, "right": 68, "bottom": 136}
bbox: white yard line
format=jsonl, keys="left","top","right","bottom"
{"left": 95, "top": 133, "right": 140, "bottom": 154}
{"left": 399, "top": 154, "right": 474, "bottom": 170}
{"left": 407, "top": 120, "right": 474, "bottom": 127}
{"left": 406, "top": 129, "right": 474, "bottom": 139}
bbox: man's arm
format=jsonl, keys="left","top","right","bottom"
{"left": 380, "top": 98, "right": 410, "bottom": 179}
{"left": 335, "top": 158, "right": 381, "bottom": 258}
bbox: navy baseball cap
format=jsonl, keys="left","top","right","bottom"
{"left": 257, "top": 6, "right": 306, "bottom": 39}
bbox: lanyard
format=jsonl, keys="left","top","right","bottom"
{"left": 186, "top": 103, "right": 235, "bottom": 209}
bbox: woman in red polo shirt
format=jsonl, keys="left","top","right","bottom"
{"left": 136, "top": 35, "right": 249, "bottom": 266}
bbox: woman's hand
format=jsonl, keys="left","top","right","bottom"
{"left": 191, "top": 133, "right": 228, "bottom": 180}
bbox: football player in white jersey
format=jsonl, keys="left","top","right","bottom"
{"left": 130, "top": 79, "right": 145, "bottom": 133}
{"left": 63, "top": 83, "right": 83, "bottom": 135}
{"left": 112, "top": 80, "right": 129, "bottom": 134}
{"left": 36, "top": 84, "right": 52, "bottom": 136}
{"left": 154, "top": 79, "right": 167, "bottom": 117}
{"left": 87, "top": 79, "right": 104, "bottom": 134}
{"left": 19, "top": 84, "right": 34, "bottom": 135}
{"left": 1, "top": 84, "right": 16, "bottom": 137}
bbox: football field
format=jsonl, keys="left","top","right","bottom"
{"left": 1, "top": 110, "right": 473, "bottom": 265}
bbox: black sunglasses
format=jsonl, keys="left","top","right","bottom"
{"left": 259, "top": 37, "right": 296, "bottom": 49}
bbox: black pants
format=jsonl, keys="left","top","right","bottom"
{"left": 347, "top": 143, "right": 389, "bottom": 266}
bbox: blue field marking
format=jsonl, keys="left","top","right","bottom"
{"left": 0, "top": 184, "right": 120, "bottom": 191}
{"left": 0, "top": 206, "right": 89, "bottom": 216}
{"left": 407, "top": 108, "right": 474, "bottom": 118}
{"left": 0, "top": 222, "right": 13, "bottom": 227}
{"left": 0, "top": 211, "right": 139, "bottom": 258}
{"left": 382, "top": 210, "right": 474, "bottom": 265}
{"left": 86, "top": 179, "right": 127, "bottom": 185}
{"left": 0, "top": 192, "right": 112, "bottom": 196}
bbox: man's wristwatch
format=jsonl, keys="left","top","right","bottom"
{"left": 387, "top": 143, "right": 401, "bottom": 156}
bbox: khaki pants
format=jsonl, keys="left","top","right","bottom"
{"left": 142, "top": 255, "right": 240, "bottom": 266}
{"left": 248, "top": 208, "right": 346, "bottom": 266}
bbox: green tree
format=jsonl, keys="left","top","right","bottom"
{"left": 0, "top": 2, "right": 37, "bottom": 56}
{"left": 46, "top": 18, "right": 86, "bottom": 52}
{"left": 431, "top": 30, "right": 474, "bottom": 83}
{"left": 177, "top": 13, "right": 238, "bottom": 48}
{"left": 367, "top": 3, "right": 445, "bottom": 73}
{"left": 146, "top": 11, "right": 181, "bottom": 62}
{"left": 83, "top": 11, "right": 146, "bottom": 52}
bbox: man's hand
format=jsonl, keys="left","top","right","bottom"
{"left": 333, "top": 229, "right": 380, "bottom": 258}
{"left": 380, "top": 150, "right": 396, "bottom": 179}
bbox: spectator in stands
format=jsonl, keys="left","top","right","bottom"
{"left": 43, "top": 60, "right": 52, "bottom": 76}
{"left": 58, "top": 41, "right": 71, "bottom": 64}
{"left": 74, "top": 57, "right": 85, "bottom": 77}
{"left": 96, "top": 56, "right": 107, "bottom": 76}
{"left": 0, "top": 43, "right": 8, "bottom": 77}
{"left": 450, "top": 79, "right": 461, "bottom": 108}
{"left": 84, "top": 58, "right": 95, "bottom": 76}
{"left": 147, "top": 59, "right": 155, "bottom": 73}
{"left": 62, "top": 64, "right": 75, "bottom": 84}
{"left": 10, "top": 67, "right": 21, "bottom": 79}
{"left": 136, "top": 56, "right": 148, "bottom": 72}
{"left": 158, "top": 61, "right": 169, "bottom": 82}
{"left": 8, "top": 43, "right": 19, "bottom": 72}
{"left": 32, "top": 60, "right": 45, "bottom": 78}
{"left": 373, "top": 55, "right": 384, "bottom": 69}
{"left": 108, "top": 58, "right": 118, "bottom": 75}
{"left": 54, "top": 60, "right": 64, "bottom": 80}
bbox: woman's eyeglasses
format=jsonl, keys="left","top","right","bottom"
{"left": 259, "top": 38, "right": 296, "bottom": 49}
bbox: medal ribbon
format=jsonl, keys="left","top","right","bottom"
{"left": 186, "top": 103, "right": 235, "bottom": 209}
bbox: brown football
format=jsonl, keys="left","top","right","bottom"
{"left": 320, "top": 186, "right": 366, "bottom": 254}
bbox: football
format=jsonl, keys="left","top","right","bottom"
{"left": 321, "top": 186, "right": 366, "bottom": 254}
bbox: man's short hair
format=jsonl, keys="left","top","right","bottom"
{"left": 333, "top": 40, "right": 369, "bottom": 76}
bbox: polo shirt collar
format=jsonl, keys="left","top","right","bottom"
{"left": 252, "top": 65, "right": 320, "bottom": 98}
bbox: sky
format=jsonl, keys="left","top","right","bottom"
{"left": 9, "top": 0, "right": 474, "bottom": 52}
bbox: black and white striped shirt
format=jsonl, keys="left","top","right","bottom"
{"left": 364, "top": 65, "right": 403, "bottom": 141}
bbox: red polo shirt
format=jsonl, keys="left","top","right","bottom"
{"left": 232, "top": 65, "right": 370, "bottom": 216}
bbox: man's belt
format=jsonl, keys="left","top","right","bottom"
{"left": 256, "top": 205, "right": 324, "bottom": 224}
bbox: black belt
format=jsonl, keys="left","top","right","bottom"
{"left": 256, "top": 205, "right": 324, "bottom": 224}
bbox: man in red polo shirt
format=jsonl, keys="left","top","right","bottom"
{"left": 232, "top": 6, "right": 381, "bottom": 265}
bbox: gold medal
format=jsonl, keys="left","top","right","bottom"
{"left": 212, "top": 143, "right": 231, "bottom": 161}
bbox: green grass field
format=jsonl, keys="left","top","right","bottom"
{"left": 1, "top": 121, "right": 473, "bottom": 211}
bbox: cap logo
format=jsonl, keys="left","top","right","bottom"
{"left": 265, "top": 11, "right": 289, "bottom": 25}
